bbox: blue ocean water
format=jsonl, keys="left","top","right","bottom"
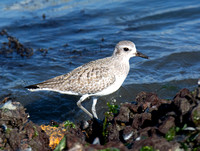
{"left": 0, "top": 0, "right": 200, "bottom": 123}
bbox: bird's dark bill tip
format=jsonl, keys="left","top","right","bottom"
{"left": 136, "top": 51, "right": 149, "bottom": 59}
{"left": 25, "top": 84, "right": 39, "bottom": 89}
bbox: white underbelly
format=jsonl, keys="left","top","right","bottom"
{"left": 93, "top": 75, "right": 126, "bottom": 96}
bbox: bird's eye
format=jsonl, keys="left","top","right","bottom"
{"left": 123, "top": 47, "right": 129, "bottom": 51}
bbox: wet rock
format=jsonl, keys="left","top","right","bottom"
{"left": 0, "top": 98, "right": 50, "bottom": 151}
{"left": 136, "top": 92, "right": 161, "bottom": 109}
{"left": 138, "top": 127, "right": 157, "bottom": 139}
{"left": 0, "top": 121, "right": 50, "bottom": 151}
{"left": 158, "top": 116, "right": 175, "bottom": 134}
{"left": 175, "top": 98, "right": 190, "bottom": 115}
{"left": 68, "top": 143, "right": 83, "bottom": 151}
{"left": 25, "top": 123, "right": 50, "bottom": 151}
{"left": 123, "top": 103, "right": 138, "bottom": 113}
{"left": 173, "top": 88, "right": 195, "bottom": 113}
{"left": 135, "top": 92, "right": 172, "bottom": 118}
{"left": 133, "top": 135, "right": 180, "bottom": 151}
{"left": 173, "top": 88, "right": 197, "bottom": 123}
{"left": 122, "top": 126, "right": 136, "bottom": 143}
{"left": 115, "top": 105, "right": 130, "bottom": 123}
{"left": 67, "top": 125, "right": 85, "bottom": 140}
{"left": 65, "top": 133, "right": 85, "bottom": 150}
{"left": 103, "top": 141, "right": 128, "bottom": 151}
{"left": 0, "top": 99, "right": 28, "bottom": 130}
{"left": 86, "top": 141, "right": 128, "bottom": 151}
{"left": 132, "top": 113, "right": 151, "bottom": 129}
{"left": 106, "top": 124, "right": 120, "bottom": 142}
{"left": 191, "top": 104, "right": 200, "bottom": 127}
{"left": 193, "top": 87, "right": 200, "bottom": 101}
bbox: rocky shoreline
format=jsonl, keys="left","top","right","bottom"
{"left": 0, "top": 87, "right": 200, "bottom": 151}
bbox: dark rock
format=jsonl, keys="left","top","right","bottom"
{"left": 196, "top": 87, "right": 200, "bottom": 100}
{"left": 135, "top": 92, "right": 171, "bottom": 115}
{"left": 24, "top": 123, "right": 49, "bottom": 151}
{"left": 123, "top": 103, "right": 138, "bottom": 113}
{"left": 173, "top": 88, "right": 197, "bottom": 123}
{"left": 86, "top": 141, "right": 128, "bottom": 151}
{"left": 103, "top": 141, "right": 128, "bottom": 151}
{"left": 176, "top": 98, "right": 191, "bottom": 115}
{"left": 115, "top": 105, "right": 130, "bottom": 123}
{"left": 173, "top": 88, "right": 196, "bottom": 114}
{"left": 106, "top": 124, "right": 120, "bottom": 142}
{"left": 191, "top": 104, "right": 200, "bottom": 127}
{"left": 0, "top": 99, "right": 50, "bottom": 151}
{"left": 136, "top": 92, "right": 160, "bottom": 105}
{"left": 122, "top": 126, "right": 136, "bottom": 143}
{"left": 192, "top": 87, "right": 200, "bottom": 100}
{"left": 66, "top": 133, "right": 85, "bottom": 150}
{"left": 158, "top": 116, "right": 175, "bottom": 134}
{"left": 132, "top": 113, "right": 151, "bottom": 129}
{"left": 133, "top": 135, "right": 180, "bottom": 151}
{"left": 138, "top": 127, "right": 157, "bottom": 139}
{"left": 0, "top": 101, "right": 28, "bottom": 130}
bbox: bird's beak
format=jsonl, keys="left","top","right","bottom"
{"left": 136, "top": 51, "right": 149, "bottom": 59}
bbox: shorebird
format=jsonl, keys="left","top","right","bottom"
{"left": 25, "top": 41, "right": 148, "bottom": 119}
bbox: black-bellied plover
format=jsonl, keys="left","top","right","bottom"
{"left": 25, "top": 41, "right": 148, "bottom": 119}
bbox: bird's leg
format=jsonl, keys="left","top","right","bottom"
{"left": 92, "top": 97, "right": 98, "bottom": 119}
{"left": 77, "top": 94, "right": 93, "bottom": 118}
